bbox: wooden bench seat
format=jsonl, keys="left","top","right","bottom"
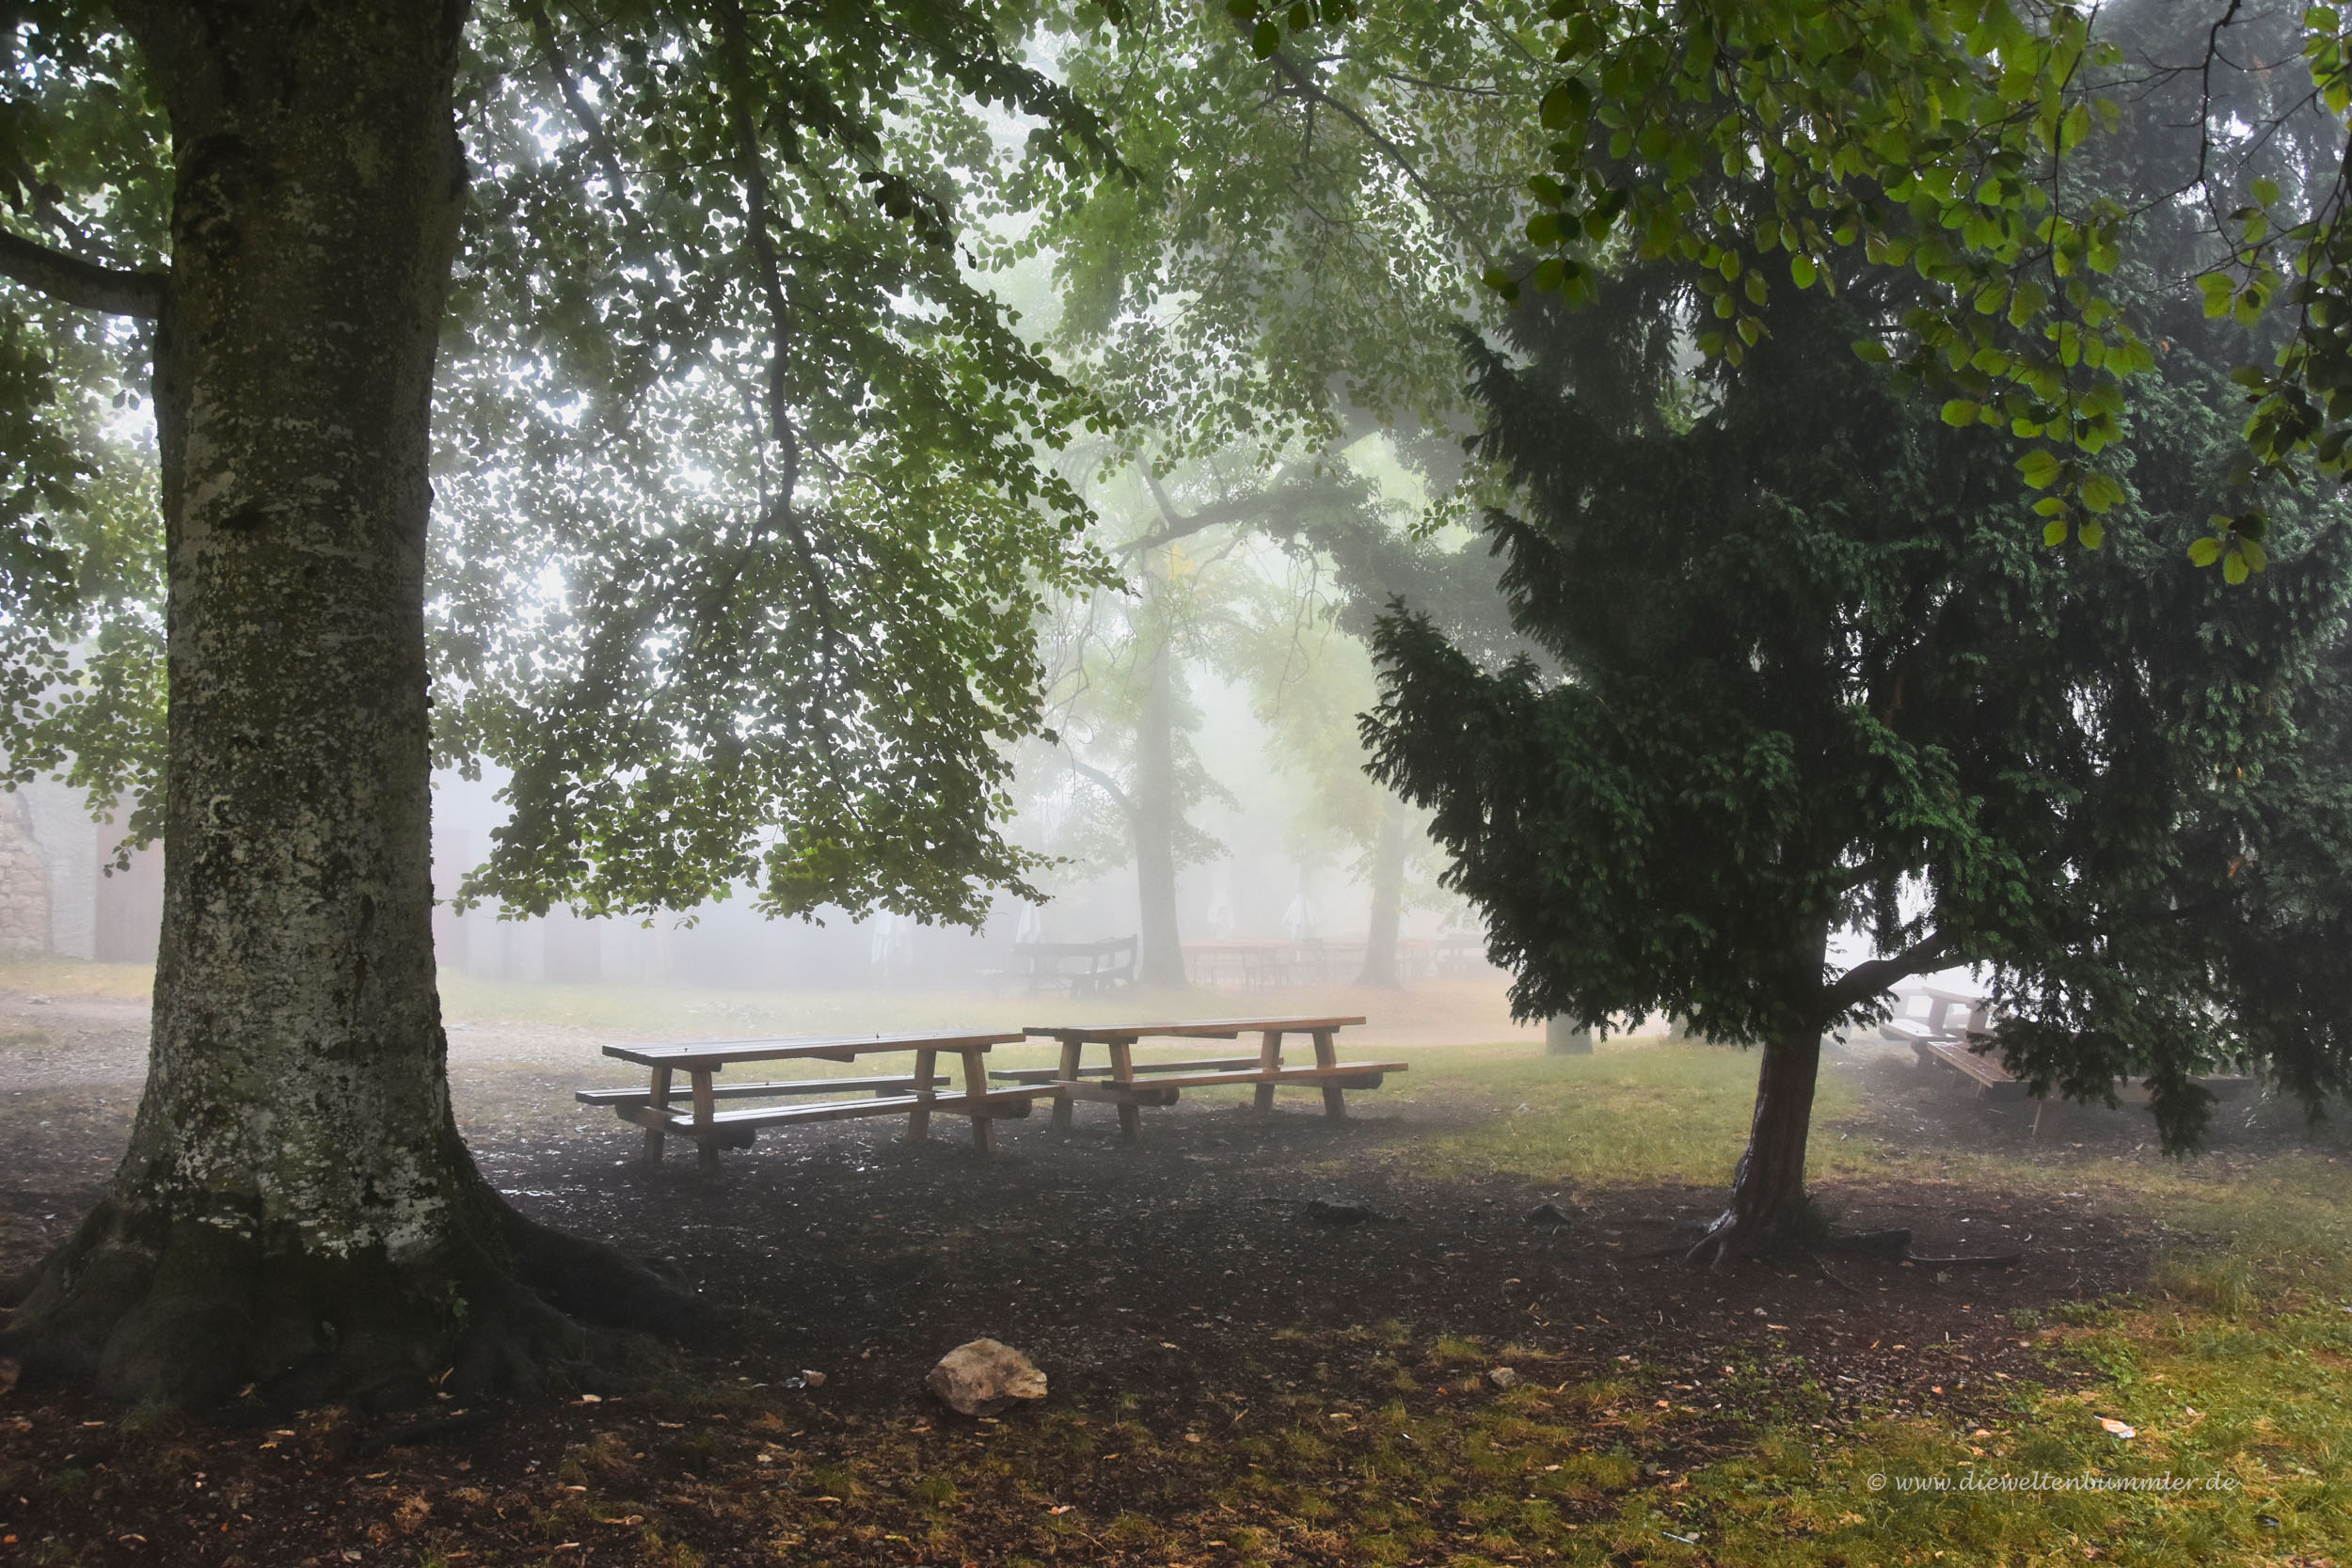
{"left": 616, "top": 1085, "right": 1050, "bottom": 1134}
{"left": 1915, "top": 1037, "right": 2031, "bottom": 1099}
{"left": 577, "top": 1073, "right": 946, "bottom": 1107}
{"left": 1915, "top": 1032, "right": 2257, "bottom": 1139}
{"left": 987, "top": 1056, "right": 1258, "bottom": 1084}
{"left": 1066, "top": 1061, "right": 1403, "bottom": 1093}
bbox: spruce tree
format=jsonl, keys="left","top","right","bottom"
{"left": 1365, "top": 262, "right": 2352, "bottom": 1260}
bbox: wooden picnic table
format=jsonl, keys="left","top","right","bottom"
{"left": 999, "top": 1015, "right": 1404, "bottom": 1142}
{"left": 1896, "top": 1009, "right": 2254, "bottom": 1136}
{"left": 580, "top": 1030, "right": 1043, "bottom": 1170}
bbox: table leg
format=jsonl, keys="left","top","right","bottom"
{"left": 1254, "top": 1029, "right": 1282, "bottom": 1114}
{"left": 961, "top": 1049, "right": 993, "bottom": 1153}
{"left": 910, "top": 1047, "right": 936, "bottom": 1140}
{"left": 642, "top": 1065, "right": 672, "bottom": 1164}
{"left": 1052, "top": 1035, "right": 1081, "bottom": 1130}
{"left": 1110, "top": 1037, "right": 1139, "bottom": 1143}
{"left": 1313, "top": 1027, "right": 1345, "bottom": 1119}
{"left": 691, "top": 1069, "right": 720, "bottom": 1171}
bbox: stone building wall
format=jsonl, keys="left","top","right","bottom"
{"left": 0, "top": 793, "right": 50, "bottom": 954}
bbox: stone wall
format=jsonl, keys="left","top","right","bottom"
{"left": 0, "top": 793, "right": 51, "bottom": 954}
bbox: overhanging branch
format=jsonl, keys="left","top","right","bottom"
{"left": 0, "top": 229, "right": 164, "bottom": 319}
{"left": 1824, "top": 931, "right": 1953, "bottom": 1014}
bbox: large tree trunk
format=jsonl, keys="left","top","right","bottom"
{"left": 2, "top": 1, "right": 695, "bottom": 1409}
{"left": 1689, "top": 924, "right": 1832, "bottom": 1265}
{"left": 1131, "top": 569, "right": 1186, "bottom": 988}
{"left": 1356, "top": 793, "right": 1407, "bottom": 986}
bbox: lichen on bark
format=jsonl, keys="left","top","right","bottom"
{"left": 2, "top": 0, "right": 702, "bottom": 1408}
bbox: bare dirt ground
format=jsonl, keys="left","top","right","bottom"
{"left": 0, "top": 984, "right": 2328, "bottom": 1566}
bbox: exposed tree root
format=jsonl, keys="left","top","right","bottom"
{"left": 0, "top": 1185, "right": 716, "bottom": 1410}
{"left": 1683, "top": 1207, "right": 2025, "bottom": 1275}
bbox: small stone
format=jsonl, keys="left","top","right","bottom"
{"left": 1303, "top": 1196, "right": 1385, "bottom": 1226}
{"left": 800, "top": 1370, "right": 827, "bottom": 1387}
{"left": 927, "top": 1339, "right": 1046, "bottom": 1417}
{"left": 1487, "top": 1367, "right": 1521, "bottom": 1390}
{"left": 1526, "top": 1202, "right": 1576, "bottom": 1227}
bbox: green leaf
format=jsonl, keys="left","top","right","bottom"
{"left": 2078, "top": 472, "right": 2123, "bottom": 513}
{"left": 2043, "top": 517, "right": 2070, "bottom": 546}
{"left": 1851, "top": 338, "right": 1892, "bottom": 364}
{"left": 2187, "top": 536, "right": 2226, "bottom": 567}
{"left": 1251, "top": 18, "right": 1280, "bottom": 56}
{"left": 2224, "top": 548, "right": 2250, "bottom": 584}
{"left": 1539, "top": 78, "right": 1591, "bottom": 130}
{"left": 1789, "top": 254, "right": 1817, "bottom": 290}
{"left": 1942, "top": 399, "right": 1980, "bottom": 426}
{"left": 2078, "top": 519, "right": 2104, "bottom": 549}
{"left": 2018, "top": 449, "right": 2061, "bottom": 488}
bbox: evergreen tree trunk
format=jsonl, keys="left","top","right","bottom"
{"left": 2, "top": 1, "right": 697, "bottom": 1409}
{"left": 1356, "top": 794, "right": 1407, "bottom": 987}
{"left": 1689, "top": 923, "right": 1831, "bottom": 1264}
{"left": 1132, "top": 602, "right": 1186, "bottom": 988}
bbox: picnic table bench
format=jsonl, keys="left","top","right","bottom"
{"left": 998, "top": 1015, "right": 1405, "bottom": 1141}
{"left": 1887, "top": 997, "right": 2253, "bottom": 1134}
{"left": 1012, "top": 937, "right": 1137, "bottom": 995}
{"left": 579, "top": 1030, "right": 1047, "bottom": 1169}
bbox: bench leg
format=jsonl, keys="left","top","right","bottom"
{"left": 1052, "top": 1036, "right": 1081, "bottom": 1130}
{"left": 691, "top": 1069, "right": 721, "bottom": 1173}
{"left": 642, "top": 1066, "right": 672, "bottom": 1164}
{"left": 1111, "top": 1038, "right": 1139, "bottom": 1144}
{"left": 909, "top": 1048, "right": 936, "bottom": 1140}
{"left": 2032, "top": 1096, "right": 2061, "bottom": 1138}
{"left": 961, "top": 1050, "right": 993, "bottom": 1154}
{"left": 1313, "top": 1028, "right": 1345, "bottom": 1120}
{"left": 1254, "top": 1029, "right": 1282, "bottom": 1114}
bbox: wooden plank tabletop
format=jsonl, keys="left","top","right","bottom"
{"left": 1020, "top": 1015, "right": 1367, "bottom": 1040}
{"left": 603, "top": 1029, "right": 1025, "bottom": 1069}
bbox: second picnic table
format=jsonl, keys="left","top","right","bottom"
{"left": 995, "top": 1015, "right": 1405, "bottom": 1140}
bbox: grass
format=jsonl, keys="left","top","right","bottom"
{"left": 7, "top": 953, "right": 2349, "bottom": 1563}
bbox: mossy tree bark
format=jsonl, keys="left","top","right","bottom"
{"left": 1132, "top": 633, "right": 1187, "bottom": 987}
{"left": 1130, "top": 556, "right": 1187, "bottom": 989}
{"left": 1, "top": 0, "right": 699, "bottom": 1409}
{"left": 1356, "top": 794, "right": 1407, "bottom": 987}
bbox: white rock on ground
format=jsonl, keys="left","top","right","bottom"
{"left": 927, "top": 1338, "right": 1047, "bottom": 1416}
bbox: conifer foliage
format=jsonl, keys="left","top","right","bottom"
{"left": 1365, "top": 266, "right": 2352, "bottom": 1259}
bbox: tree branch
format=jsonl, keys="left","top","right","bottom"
{"left": 1262, "top": 48, "right": 1491, "bottom": 265}
{"left": 1823, "top": 931, "right": 1952, "bottom": 1014}
{"left": 516, "top": 0, "right": 635, "bottom": 202}
{"left": 0, "top": 229, "right": 164, "bottom": 319}
{"left": 1119, "top": 471, "right": 1339, "bottom": 562}
{"left": 1064, "top": 753, "right": 1136, "bottom": 822}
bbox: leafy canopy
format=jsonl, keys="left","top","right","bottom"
{"left": 2, "top": 0, "right": 1134, "bottom": 926}
{"left": 1366, "top": 233, "right": 2352, "bottom": 1148}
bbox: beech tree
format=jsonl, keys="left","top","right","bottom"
{"left": 0, "top": 1, "right": 1115, "bottom": 1405}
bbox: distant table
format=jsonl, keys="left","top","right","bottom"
{"left": 580, "top": 1030, "right": 1041, "bottom": 1169}
{"left": 998, "top": 1016, "right": 1402, "bottom": 1141}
